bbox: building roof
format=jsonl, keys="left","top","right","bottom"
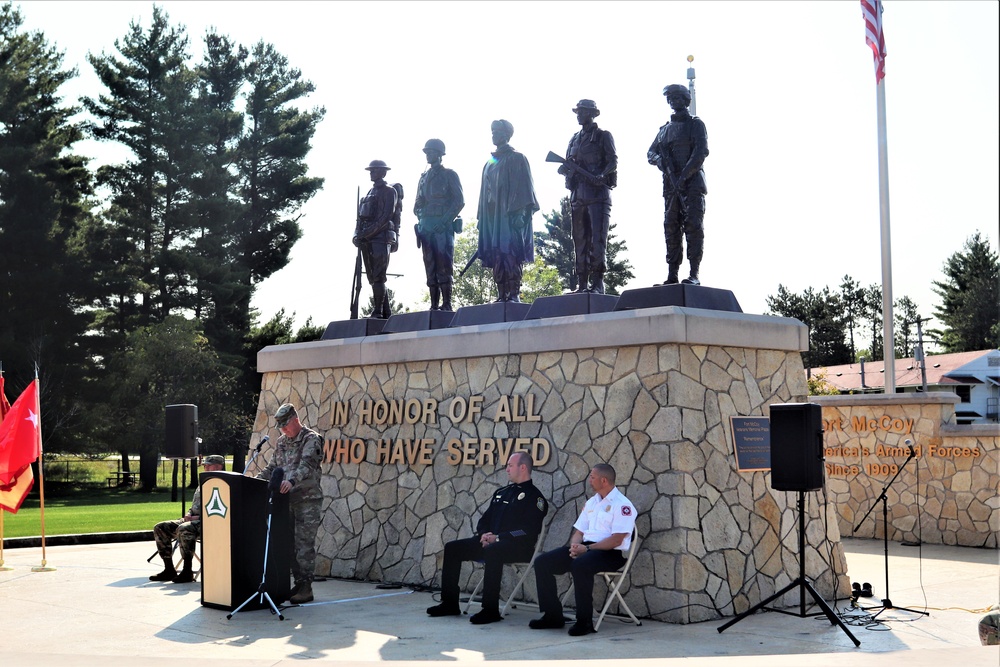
{"left": 812, "top": 349, "right": 999, "bottom": 392}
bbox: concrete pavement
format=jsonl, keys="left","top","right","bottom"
{"left": 0, "top": 537, "right": 997, "bottom": 666}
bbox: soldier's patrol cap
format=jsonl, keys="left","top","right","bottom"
{"left": 423, "top": 139, "right": 446, "bottom": 155}
{"left": 365, "top": 159, "right": 391, "bottom": 171}
{"left": 202, "top": 454, "right": 225, "bottom": 466}
{"left": 572, "top": 99, "right": 600, "bottom": 116}
{"left": 274, "top": 403, "right": 298, "bottom": 426}
{"left": 491, "top": 119, "right": 514, "bottom": 138}
{"left": 662, "top": 84, "right": 691, "bottom": 100}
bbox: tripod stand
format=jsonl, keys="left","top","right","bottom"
{"left": 719, "top": 491, "right": 860, "bottom": 646}
{"left": 853, "top": 445, "right": 928, "bottom": 620}
{"left": 227, "top": 470, "right": 285, "bottom": 621}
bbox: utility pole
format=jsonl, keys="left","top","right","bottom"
{"left": 905, "top": 317, "right": 933, "bottom": 392}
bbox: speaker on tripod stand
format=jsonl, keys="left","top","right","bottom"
{"left": 719, "top": 402, "right": 860, "bottom": 646}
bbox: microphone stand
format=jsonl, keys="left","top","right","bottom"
{"left": 244, "top": 437, "right": 269, "bottom": 477}
{"left": 853, "top": 445, "right": 928, "bottom": 619}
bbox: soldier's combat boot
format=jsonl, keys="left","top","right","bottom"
{"left": 372, "top": 284, "right": 387, "bottom": 318}
{"left": 589, "top": 273, "right": 605, "bottom": 295}
{"left": 149, "top": 557, "right": 176, "bottom": 582}
{"left": 574, "top": 272, "right": 589, "bottom": 293}
{"left": 172, "top": 555, "right": 195, "bottom": 583}
{"left": 682, "top": 262, "right": 701, "bottom": 286}
{"left": 662, "top": 265, "right": 680, "bottom": 285}
{"left": 440, "top": 284, "right": 454, "bottom": 311}
{"left": 429, "top": 285, "right": 440, "bottom": 310}
{"left": 289, "top": 581, "right": 314, "bottom": 604}
{"left": 508, "top": 280, "right": 522, "bottom": 303}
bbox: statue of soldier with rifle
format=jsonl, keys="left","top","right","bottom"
{"left": 546, "top": 99, "right": 617, "bottom": 294}
{"left": 647, "top": 84, "right": 709, "bottom": 286}
{"left": 353, "top": 160, "right": 398, "bottom": 319}
{"left": 414, "top": 139, "right": 464, "bottom": 311}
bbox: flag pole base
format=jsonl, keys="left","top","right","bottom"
{"left": 32, "top": 560, "right": 56, "bottom": 572}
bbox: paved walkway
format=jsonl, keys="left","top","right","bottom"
{"left": 0, "top": 537, "right": 996, "bottom": 666}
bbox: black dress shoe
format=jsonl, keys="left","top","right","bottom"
{"left": 426, "top": 602, "right": 461, "bottom": 617}
{"left": 567, "top": 622, "right": 596, "bottom": 636}
{"left": 469, "top": 608, "right": 503, "bottom": 625}
{"left": 528, "top": 614, "right": 566, "bottom": 629}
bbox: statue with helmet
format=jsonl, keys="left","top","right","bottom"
{"left": 353, "top": 159, "right": 399, "bottom": 319}
{"left": 647, "top": 83, "right": 709, "bottom": 286}
{"left": 476, "top": 119, "right": 539, "bottom": 303}
{"left": 548, "top": 99, "right": 618, "bottom": 294}
{"left": 414, "top": 138, "right": 465, "bottom": 311}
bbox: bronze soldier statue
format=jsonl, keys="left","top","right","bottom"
{"left": 477, "top": 120, "right": 539, "bottom": 303}
{"left": 414, "top": 139, "right": 464, "bottom": 311}
{"left": 558, "top": 99, "right": 617, "bottom": 294}
{"left": 647, "top": 84, "right": 709, "bottom": 285}
{"left": 353, "top": 160, "right": 398, "bottom": 318}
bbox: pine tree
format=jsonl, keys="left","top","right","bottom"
{"left": 932, "top": 232, "right": 1000, "bottom": 352}
{"left": 0, "top": 3, "right": 98, "bottom": 450}
{"left": 83, "top": 5, "right": 200, "bottom": 331}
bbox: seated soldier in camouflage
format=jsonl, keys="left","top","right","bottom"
{"left": 149, "top": 454, "right": 225, "bottom": 583}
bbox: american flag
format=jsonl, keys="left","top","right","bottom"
{"left": 861, "top": 0, "right": 887, "bottom": 83}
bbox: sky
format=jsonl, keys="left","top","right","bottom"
{"left": 17, "top": 1, "right": 1000, "bottom": 347}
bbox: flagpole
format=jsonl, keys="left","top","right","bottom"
{"left": 0, "top": 362, "right": 10, "bottom": 571}
{"left": 30, "top": 369, "right": 54, "bottom": 571}
{"left": 876, "top": 79, "right": 896, "bottom": 394}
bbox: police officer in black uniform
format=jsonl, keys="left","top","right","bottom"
{"left": 354, "top": 160, "right": 398, "bottom": 319}
{"left": 559, "top": 99, "right": 617, "bottom": 294}
{"left": 647, "top": 84, "right": 709, "bottom": 286}
{"left": 414, "top": 139, "right": 464, "bottom": 311}
{"left": 426, "top": 451, "right": 548, "bottom": 625}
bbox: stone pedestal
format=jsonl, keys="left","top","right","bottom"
{"left": 256, "top": 305, "right": 850, "bottom": 623}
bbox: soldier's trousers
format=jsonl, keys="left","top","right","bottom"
{"left": 289, "top": 497, "right": 322, "bottom": 586}
{"left": 420, "top": 229, "right": 455, "bottom": 287}
{"left": 663, "top": 186, "right": 705, "bottom": 269}
{"left": 571, "top": 199, "right": 611, "bottom": 277}
{"left": 439, "top": 536, "right": 535, "bottom": 609}
{"left": 361, "top": 242, "right": 391, "bottom": 286}
{"left": 153, "top": 518, "right": 200, "bottom": 560}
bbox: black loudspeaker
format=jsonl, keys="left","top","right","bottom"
{"left": 165, "top": 404, "right": 199, "bottom": 459}
{"left": 769, "top": 403, "right": 824, "bottom": 492}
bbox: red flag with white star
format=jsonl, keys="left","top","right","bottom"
{"left": 0, "top": 379, "right": 41, "bottom": 487}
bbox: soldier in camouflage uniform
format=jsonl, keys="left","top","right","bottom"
{"left": 353, "top": 160, "right": 399, "bottom": 319}
{"left": 149, "top": 454, "right": 225, "bottom": 583}
{"left": 414, "top": 138, "right": 464, "bottom": 311}
{"left": 258, "top": 403, "right": 324, "bottom": 604}
{"left": 647, "top": 84, "right": 709, "bottom": 286}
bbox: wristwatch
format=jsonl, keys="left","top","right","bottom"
{"left": 585, "top": 544, "right": 591, "bottom": 552}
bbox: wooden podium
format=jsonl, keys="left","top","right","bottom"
{"left": 199, "top": 471, "right": 291, "bottom": 611}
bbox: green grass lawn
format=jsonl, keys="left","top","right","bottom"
{"left": 2, "top": 484, "right": 199, "bottom": 539}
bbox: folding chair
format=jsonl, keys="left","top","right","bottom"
{"left": 170, "top": 536, "right": 202, "bottom": 581}
{"left": 560, "top": 525, "right": 643, "bottom": 629}
{"left": 464, "top": 521, "right": 549, "bottom": 617}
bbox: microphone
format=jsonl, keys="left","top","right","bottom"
{"left": 904, "top": 438, "right": 915, "bottom": 457}
{"left": 268, "top": 466, "right": 284, "bottom": 494}
{"left": 256, "top": 435, "right": 270, "bottom": 453}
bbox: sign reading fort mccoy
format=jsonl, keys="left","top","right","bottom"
{"left": 822, "top": 412, "right": 983, "bottom": 478}
{"left": 321, "top": 394, "right": 552, "bottom": 467}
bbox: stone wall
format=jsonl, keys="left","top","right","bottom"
{"left": 255, "top": 307, "right": 850, "bottom": 623}
{"left": 815, "top": 394, "right": 999, "bottom": 547}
